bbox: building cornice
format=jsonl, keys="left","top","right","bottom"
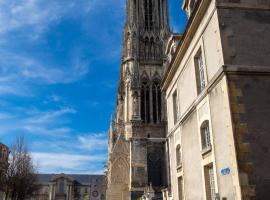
{"left": 166, "top": 64, "right": 270, "bottom": 137}
{"left": 162, "top": 0, "right": 270, "bottom": 92}
{"left": 161, "top": 0, "right": 211, "bottom": 91}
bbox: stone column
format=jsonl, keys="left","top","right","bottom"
{"left": 69, "top": 185, "right": 73, "bottom": 200}
{"left": 138, "top": 91, "right": 141, "bottom": 120}
{"left": 155, "top": 86, "right": 159, "bottom": 123}
{"left": 52, "top": 184, "right": 55, "bottom": 200}
{"left": 66, "top": 185, "right": 69, "bottom": 200}
{"left": 150, "top": 85, "right": 153, "bottom": 123}
{"left": 125, "top": 82, "right": 129, "bottom": 123}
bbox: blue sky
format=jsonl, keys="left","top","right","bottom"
{"left": 0, "top": 0, "right": 187, "bottom": 174}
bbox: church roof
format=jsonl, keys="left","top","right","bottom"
{"left": 37, "top": 173, "right": 105, "bottom": 185}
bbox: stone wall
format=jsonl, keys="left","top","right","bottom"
{"left": 218, "top": 3, "right": 270, "bottom": 66}
{"left": 227, "top": 72, "right": 270, "bottom": 200}
{"left": 209, "top": 76, "right": 241, "bottom": 199}
{"left": 181, "top": 111, "right": 205, "bottom": 199}
{"left": 217, "top": 3, "right": 270, "bottom": 199}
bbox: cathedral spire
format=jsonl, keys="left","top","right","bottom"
{"left": 107, "top": 0, "right": 172, "bottom": 199}
{"left": 124, "top": 0, "right": 170, "bottom": 62}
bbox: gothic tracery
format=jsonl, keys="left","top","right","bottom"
{"left": 140, "top": 72, "right": 162, "bottom": 124}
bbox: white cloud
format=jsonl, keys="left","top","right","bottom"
{"left": 0, "top": 0, "right": 124, "bottom": 36}
{"left": 0, "top": 0, "right": 88, "bottom": 35}
{"left": 0, "top": 50, "right": 90, "bottom": 96}
{"left": 0, "top": 107, "right": 76, "bottom": 136}
{"left": 0, "top": 50, "right": 89, "bottom": 82}
{"left": 0, "top": 0, "right": 124, "bottom": 174}
{"left": 0, "top": 0, "right": 127, "bottom": 97}
{"left": 32, "top": 152, "right": 106, "bottom": 173}
{"left": 0, "top": 85, "right": 25, "bottom": 96}
{"left": 78, "top": 133, "right": 108, "bottom": 151}
{"left": 20, "top": 57, "right": 89, "bottom": 84}
{"left": 0, "top": 0, "right": 111, "bottom": 97}
{"left": 0, "top": 113, "right": 12, "bottom": 120}
{"left": 24, "top": 126, "right": 72, "bottom": 136}
{"left": 49, "top": 95, "right": 61, "bottom": 102}
{"left": 25, "top": 107, "right": 76, "bottom": 124}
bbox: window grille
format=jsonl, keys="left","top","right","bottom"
{"left": 176, "top": 145, "right": 181, "bottom": 167}
{"left": 141, "top": 81, "right": 150, "bottom": 123}
{"left": 195, "top": 49, "right": 206, "bottom": 94}
{"left": 172, "top": 90, "right": 178, "bottom": 125}
{"left": 201, "top": 121, "right": 211, "bottom": 150}
{"left": 205, "top": 165, "right": 216, "bottom": 200}
{"left": 144, "top": 0, "right": 153, "bottom": 30}
{"left": 152, "top": 81, "right": 161, "bottom": 124}
{"left": 141, "top": 80, "right": 162, "bottom": 124}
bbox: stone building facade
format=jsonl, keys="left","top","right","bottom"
{"left": 106, "top": 0, "right": 175, "bottom": 199}
{"left": 162, "top": 0, "right": 270, "bottom": 200}
{"left": 0, "top": 143, "right": 9, "bottom": 199}
{"left": 30, "top": 174, "right": 106, "bottom": 200}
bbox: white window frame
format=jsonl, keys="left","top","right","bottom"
{"left": 204, "top": 164, "right": 216, "bottom": 200}
{"left": 201, "top": 121, "right": 212, "bottom": 150}
{"left": 194, "top": 48, "right": 207, "bottom": 94}
{"left": 176, "top": 145, "right": 182, "bottom": 168}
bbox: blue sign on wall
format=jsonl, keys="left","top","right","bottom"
{"left": 221, "top": 167, "right": 231, "bottom": 176}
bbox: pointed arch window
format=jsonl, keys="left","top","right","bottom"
{"left": 152, "top": 80, "right": 162, "bottom": 124}
{"left": 144, "top": 0, "right": 153, "bottom": 30}
{"left": 145, "top": 37, "right": 150, "bottom": 60}
{"left": 141, "top": 81, "right": 150, "bottom": 123}
{"left": 158, "top": 0, "right": 162, "bottom": 26}
{"left": 131, "top": 0, "right": 137, "bottom": 22}
{"left": 150, "top": 37, "right": 155, "bottom": 59}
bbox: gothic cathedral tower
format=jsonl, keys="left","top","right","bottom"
{"left": 107, "top": 0, "right": 171, "bottom": 199}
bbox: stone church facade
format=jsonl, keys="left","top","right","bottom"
{"left": 162, "top": 0, "right": 270, "bottom": 200}
{"left": 106, "top": 0, "right": 174, "bottom": 199}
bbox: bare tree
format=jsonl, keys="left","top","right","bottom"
{"left": 2, "top": 137, "right": 39, "bottom": 200}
